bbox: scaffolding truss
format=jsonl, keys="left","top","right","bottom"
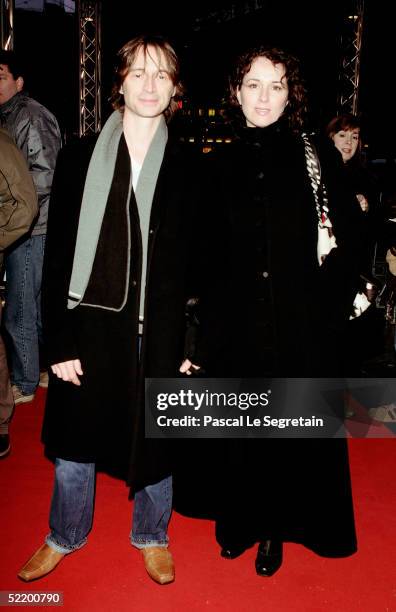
{"left": 337, "top": 0, "right": 365, "bottom": 114}
{"left": 0, "top": 0, "right": 14, "bottom": 50}
{"left": 78, "top": 0, "right": 101, "bottom": 135}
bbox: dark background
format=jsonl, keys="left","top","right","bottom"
{"left": 12, "top": 0, "right": 396, "bottom": 158}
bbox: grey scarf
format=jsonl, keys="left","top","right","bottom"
{"left": 68, "top": 110, "right": 167, "bottom": 310}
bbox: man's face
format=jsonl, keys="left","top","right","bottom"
{"left": 0, "top": 64, "right": 23, "bottom": 106}
{"left": 120, "top": 45, "right": 176, "bottom": 120}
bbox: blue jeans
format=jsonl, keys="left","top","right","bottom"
{"left": 0, "top": 302, "right": 14, "bottom": 434}
{"left": 46, "top": 459, "right": 172, "bottom": 554}
{"left": 4, "top": 235, "right": 45, "bottom": 395}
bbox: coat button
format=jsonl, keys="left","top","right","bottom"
{"left": 149, "top": 229, "right": 154, "bottom": 234}
{"left": 132, "top": 280, "right": 137, "bottom": 287}
{"left": 257, "top": 171, "right": 265, "bottom": 179}
{"left": 262, "top": 271, "right": 269, "bottom": 278}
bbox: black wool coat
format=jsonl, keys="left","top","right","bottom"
{"left": 193, "top": 122, "right": 367, "bottom": 376}
{"left": 41, "top": 131, "right": 199, "bottom": 490}
{"left": 173, "top": 120, "right": 366, "bottom": 558}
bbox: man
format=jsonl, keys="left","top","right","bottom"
{"left": 18, "top": 35, "right": 198, "bottom": 585}
{"left": 0, "top": 50, "right": 61, "bottom": 404}
{"left": 0, "top": 129, "right": 38, "bottom": 458}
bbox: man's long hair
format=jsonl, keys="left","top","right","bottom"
{"left": 110, "top": 34, "right": 183, "bottom": 121}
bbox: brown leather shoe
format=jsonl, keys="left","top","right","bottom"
{"left": 141, "top": 546, "right": 174, "bottom": 585}
{"left": 18, "top": 544, "right": 65, "bottom": 582}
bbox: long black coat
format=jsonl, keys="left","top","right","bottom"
{"left": 41, "top": 132, "right": 199, "bottom": 490}
{"left": 173, "top": 121, "right": 365, "bottom": 557}
{"left": 192, "top": 123, "right": 366, "bottom": 375}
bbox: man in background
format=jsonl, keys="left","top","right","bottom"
{"left": 0, "top": 50, "right": 61, "bottom": 404}
{"left": 0, "top": 128, "right": 38, "bottom": 457}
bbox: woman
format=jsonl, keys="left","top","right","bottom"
{"left": 327, "top": 114, "right": 381, "bottom": 373}
{"left": 178, "top": 47, "right": 364, "bottom": 576}
{"left": 326, "top": 113, "right": 377, "bottom": 214}
{"left": 326, "top": 113, "right": 380, "bottom": 284}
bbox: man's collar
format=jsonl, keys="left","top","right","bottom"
{"left": 0, "top": 90, "right": 24, "bottom": 115}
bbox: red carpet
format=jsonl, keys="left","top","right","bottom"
{"left": 1, "top": 388, "right": 395, "bottom": 611}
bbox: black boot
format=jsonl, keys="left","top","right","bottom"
{"left": 220, "top": 544, "right": 249, "bottom": 560}
{"left": 255, "top": 540, "right": 283, "bottom": 577}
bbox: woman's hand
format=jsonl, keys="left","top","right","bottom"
{"left": 356, "top": 193, "right": 369, "bottom": 212}
{"left": 179, "top": 359, "right": 201, "bottom": 376}
{"left": 51, "top": 359, "right": 83, "bottom": 386}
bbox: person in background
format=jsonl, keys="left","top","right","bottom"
{"left": 385, "top": 246, "right": 396, "bottom": 360}
{"left": 0, "top": 50, "right": 61, "bottom": 405}
{"left": 326, "top": 113, "right": 379, "bottom": 287}
{"left": 0, "top": 128, "right": 38, "bottom": 458}
{"left": 327, "top": 114, "right": 382, "bottom": 379}
{"left": 326, "top": 113, "right": 378, "bottom": 215}
{"left": 366, "top": 246, "right": 396, "bottom": 422}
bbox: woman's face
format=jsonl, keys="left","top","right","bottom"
{"left": 332, "top": 128, "right": 360, "bottom": 162}
{"left": 236, "top": 56, "right": 289, "bottom": 128}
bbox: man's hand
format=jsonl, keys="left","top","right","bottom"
{"left": 51, "top": 359, "right": 83, "bottom": 386}
{"left": 179, "top": 359, "right": 201, "bottom": 376}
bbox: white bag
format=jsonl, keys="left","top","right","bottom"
{"left": 302, "top": 133, "right": 338, "bottom": 265}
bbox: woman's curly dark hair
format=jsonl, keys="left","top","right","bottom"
{"left": 228, "top": 46, "right": 307, "bottom": 132}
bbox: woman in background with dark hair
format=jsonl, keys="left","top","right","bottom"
{"left": 326, "top": 113, "right": 378, "bottom": 215}
{"left": 178, "top": 46, "right": 364, "bottom": 576}
{"left": 326, "top": 112, "right": 379, "bottom": 283}
{"left": 327, "top": 114, "right": 381, "bottom": 372}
